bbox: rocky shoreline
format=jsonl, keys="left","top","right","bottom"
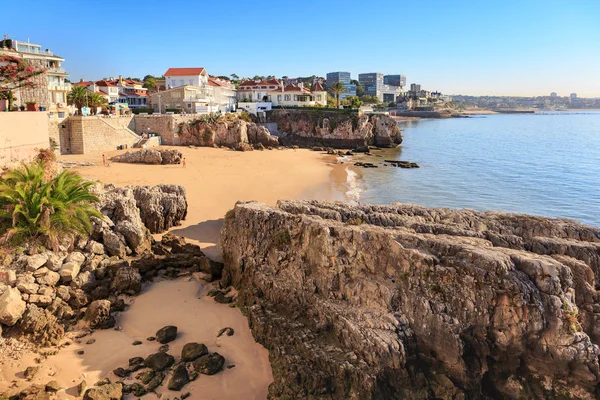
{"left": 0, "top": 183, "right": 234, "bottom": 399}
{"left": 221, "top": 200, "right": 600, "bottom": 399}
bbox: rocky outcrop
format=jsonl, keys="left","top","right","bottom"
{"left": 267, "top": 110, "right": 402, "bottom": 149}
{"left": 178, "top": 118, "right": 279, "bottom": 149}
{"left": 131, "top": 185, "right": 188, "bottom": 233}
{"left": 221, "top": 200, "right": 600, "bottom": 399}
{"left": 110, "top": 148, "right": 182, "bottom": 164}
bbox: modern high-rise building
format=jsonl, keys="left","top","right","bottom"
{"left": 325, "top": 71, "right": 356, "bottom": 99}
{"left": 359, "top": 72, "right": 403, "bottom": 102}
{"left": 410, "top": 83, "right": 422, "bottom": 94}
{"left": 383, "top": 74, "right": 406, "bottom": 88}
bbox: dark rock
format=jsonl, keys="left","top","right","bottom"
{"left": 24, "top": 366, "right": 39, "bottom": 380}
{"left": 167, "top": 363, "right": 190, "bottom": 391}
{"left": 86, "top": 338, "right": 96, "bottom": 345}
{"left": 112, "top": 266, "right": 141, "bottom": 295}
{"left": 158, "top": 344, "right": 169, "bottom": 353}
{"left": 144, "top": 352, "right": 175, "bottom": 371}
{"left": 212, "top": 291, "right": 233, "bottom": 304}
{"left": 192, "top": 353, "right": 225, "bottom": 375}
{"left": 85, "top": 300, "right": 115, "bottom": 329}
{"left": 110, "top": 299, "right": 126, "bottom": 312}
{"left": 156, "top": 325, "right": 177, "bottom": 344}
{"left": 129, "top": 382, "right": 147, "bottom": 397}
{"left": 136, "top": 369, "right": 155, "bottom": 384}
{"left": 146, "top": 336, "right": 156, "bottom": 341}
{"left": 128, "top": 357, "right": 144, "bottom": 368}
{"left": 146, "top": 372, "right": 165, "bottom": 391}
{"left": 384, "top": 159, "right": 420, "bottom": 168}
{"left": 94, "top": 378, "right": 110, "bottom": 387}
{"left": 181, "top": 342, "right": 208, "bottom": 362}
{"left": 217, "top": 327, "right": 234, "bottom": 337}
{"left": 112, "top": 367, "right": 129, "bottom": 378}
{"left": 132, "top": 340, "right": 142, "bottom": 346}
{"left": 77, "top": 350, "right": 85, "bottom": 355}
{"left": 17, "top": 304, "right": 64, "bottom": 346}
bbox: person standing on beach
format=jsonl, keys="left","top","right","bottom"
{"left": 182, "top": 158, "right": 186, "bottom": 168}
{"left": 102, "top": 154, "right": 106, "bottom": 167}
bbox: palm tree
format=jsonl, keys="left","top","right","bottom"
{"left": 89, "top": 92, "right": 108, "bottom": 115}
{"left": 0, "top": 160, "right": 101, "bottom": 250}
{"left": 68, "top": 85, "right": 90, "bottom": 115}
{"left": 329, "top": 82, "right": 346, "bottom": 109}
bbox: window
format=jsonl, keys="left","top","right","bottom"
{"left": 284, "top": 95, "right": 291, "bottom": 101}
{"left": 187, "top": 104, "right": 191, "bottom": 108}
{"left": 180, "top": 79, "right": 184, "bottom": 86}
{"left": 294, "top": 95, "right": 298, "bottom": 101}
{"left": 277, "top": 95, "right": 282, "bottom": 101}
{"left": 189, "top": 79, "right": 193, "bottom": 85}
{"left": 317, "top": 95, "right": 322, "bottom": 101}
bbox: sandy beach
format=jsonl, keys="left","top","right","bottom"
{"left": 0, "top": 146, "right": 344, "bottom": 399}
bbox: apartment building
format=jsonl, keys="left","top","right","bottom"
{"left": 325, "top": 71, "right": 356, "bottom": 99}
{"left": 359, "top": 72, "right": 404, "bottom": 103}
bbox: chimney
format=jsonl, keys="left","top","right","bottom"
{"left": 119, "top": 75, "right": 123, "bottom": 85}
{"left": 299, "top": 82, "right": 304, "bottom": 90}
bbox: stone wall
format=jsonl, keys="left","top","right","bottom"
{"left": 132, "top": 115, "right": 198, "bottom": 145}
{"left": 0, "top": 112, "right": 50, "bottom": 167}
{"left": 15, "top": 59, "right": 50, "bottom": 108}
{"left": 61, "top": 116, "right": 140, "bottom": 154}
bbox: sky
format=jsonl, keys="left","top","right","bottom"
{"left": 1, "top": 0, "right": 599, "bottom": 97}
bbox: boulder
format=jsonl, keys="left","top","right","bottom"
{"left": 86, "top": 240, "right": 105, "bottom": 255}
{"left": 0, "top": 269, "right": 16, "bottom": 286}
{"left": 112, "top": 266, "right": 141, "bottom": 295}
{"left": 34, "top": 269, "right": 60, "bottom": 286}
{"left": 144, "top": 352, "right": 175, "bottom": 371}
{"left": 167, "top": 363, "right": 189, "bottom": 391}
{"left": 28, "top": 294, "right": 53, "bottom": 307}
{"left": 24, "top": 254, "right": 49, "bottom": 272}
{"left": 192, "top": 353, "right": 225, "bottom": 375}
{"left": 131, "top": 185, "right": 188, "bottom": 233}
{"left": 221, "top": 200, "right": 600, "bottom": 399}
{"left": 83, "top": 383, "right": 123, "bottom": 400}
{"left": 68, "top": 288, "right": 89, "bottom": 308}
{"left": 102, "top": 231, "right": 127, "bottom": 258}
{"left": 45, "top": 380, "right": 60, "bottom": 392}
{"left": 45, "top": 253, "right": 65, "bottom": 272}
{"left": 156, "top": 325, "right": 177, "bottom": 344}
{"left": 64, "top": 251, "right": 86, "bottom": 266}
{"left": 85, "top": 300, "right": 115, "bottom": 329}
{"left": 59, "top": 261, "right": 81, "bottom": 282}
{"left": 110, "top": 148, "right": 182, "bottom": 165}
{"left": 146, "top": 372, "right": 165, "bottom": 391}
{"left": 16, "top": 281, "right": 39, "bottom": 294}
{"left": 72, "top": 270, "right": 96, "bottom": 291}
{"left": 0, "top": 287, "right": 26, "bottom": 326}
{"left": 181, "top": 342, "right": 208, "bottom": 361}
{"left": 17, "top": 304, "right": 64, "bottom": 346}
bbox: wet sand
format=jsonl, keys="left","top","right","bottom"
{"left": 0, "top": 146, "right": 345, "bottom": 398}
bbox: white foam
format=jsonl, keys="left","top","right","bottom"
{"left": 344, "top": 167, "right": 362, "bottom": 204}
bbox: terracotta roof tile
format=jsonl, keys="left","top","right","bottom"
{"left": 312, "top": 82, "right": 325, "bottom": 92}
{"left": 164, "top": 68, "right": 205, "bottom": 76}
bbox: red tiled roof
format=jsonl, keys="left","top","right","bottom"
{"left": 268, "top": 84, "right": 311, "bottom": 94}
{"left": 95, "top": 80, "right": 116, "bottom": 87}
{"left": 312, "top": 82, "right": 325, "bottom": 92}
{"left": 164, "top": 68, "right": 205, "bottom": 76}
{"left": 239, "top": 78, "right": 280, "bottom": 89}
{"left": 74, "top": 81, "right": 93, "bottom": 87}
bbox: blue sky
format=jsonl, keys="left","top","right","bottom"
{"left": 2, "top": 0, "right": 599, "bottom": 96}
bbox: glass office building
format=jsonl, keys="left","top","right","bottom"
{"left": 326, "top": 72, "right": 356, "bottom": 99}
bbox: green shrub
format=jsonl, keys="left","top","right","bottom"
{"left": 0, "top": 160, "right": 102, "bottom": 250}
{"left": 165, "top": 108, "right": 182, "bottom": 114}
{"left": 131, "top": 107, "right": 154, "bottom": 114}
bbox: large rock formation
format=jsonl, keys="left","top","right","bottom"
{"left": 131, "top": 185, "right": 188, "bottom": 233}
{"left": 221, "top": 200, "right": 600, "bottom": 399}
{"left": 111, "top": 148, "right": 182, "bottom": 164}
{"left": 178, "top": 117, "right": 279, "bottom": 149}
{"left": 267, "top": 110, "right": 403, "bottom": 148}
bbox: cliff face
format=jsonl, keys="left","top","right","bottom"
{"left": 221, "top": 200, "right": 600, "bottom": 399}
{"left": 267, "top": 110, "right": 402, "bottom": 148}
{"left": 178, "top": 118, "right": 278, "bottom": 149}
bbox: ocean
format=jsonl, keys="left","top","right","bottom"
{"left": 345, "top": 111, "right": 600, "bottom": 227}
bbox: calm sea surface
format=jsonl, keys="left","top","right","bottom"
{"left": 346, "top": 111, "right": 600, "bottom": 227}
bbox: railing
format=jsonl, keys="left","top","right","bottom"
{"left": 48, "top": 85, "right": 70, "bottom": 91}
{"left": 47, "top": 67, "right": 66, "bottom": 74}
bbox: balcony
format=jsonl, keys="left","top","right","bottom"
{"left": 47, "top": 67, "right": 67, "bottom": 75}
{"left": 48, "top": 84, "right": 71, "bottom": 91}
{"left": 183, "top": 96, "right": 212, "bottom": 103}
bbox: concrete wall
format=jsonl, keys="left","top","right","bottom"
{"left": 0, "top": 112, "right": 50, "bottom": 167}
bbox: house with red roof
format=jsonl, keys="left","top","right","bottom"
{"left": 149, "top": 68, "right": 236, "bottom": 114}
{"left": 268, "top": 82, "right": 328, "bottom": 107}
{"left": 237, "top": 78, "right": 281, "bottom": 102}
{"left": 164, "top": 68, "right": 208, "bottom": 89}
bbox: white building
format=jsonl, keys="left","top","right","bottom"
{"left": 237, "top": 78, "right": 281, "bottom": 102}
{"left": 164, "top": 68, "right": 208, "bottom": 89}
{"left": 268, "top": 82, "right": 327, "bottom": 107}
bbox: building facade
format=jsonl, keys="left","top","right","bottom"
{"left": 164, "top": 68, "right": 208, "bottom": 89}
{"left": 237, "top": 78, "right": 281, "bottom": 102}
{"left": 268, "top": 82, "right": 327, "bottom": 107}
{"left": 383, "top": 74, "right": 406, "bottom": 88}
{"left": 325, "top": 72, "right": 356, "bottom": 99}
{"left": 1, "top": 38, "right": 71, "bottom": 119}
{"left": 359, "top": 72, "right": 404, "bottom": 102}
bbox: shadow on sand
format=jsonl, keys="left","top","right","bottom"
{"left": 170, "top": 218, "right": 224, "bottom": 261}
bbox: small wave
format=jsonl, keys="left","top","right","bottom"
{"left": 345, "top": 167, "right": 362, "bottom": 204}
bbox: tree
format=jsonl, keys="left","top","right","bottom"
{"left": 351, "top": 79, "right": 365, "bottom": 97}
{"left": 328, "top": 82, "right": 346, "bottom": 109}
{"left": 360, "top": 95, "right": 380, "bottom": 104}
{"left": 0, "top": 55, "right": 45, "bottom": 110}
{"left": 89, "top": 93, "right": 107, "bottom": 115}
{"left": 230, "top": 73, "right": 239, "bottom": 80}
{"left": 68, "top": 86, "right": 90, "bottom": 115}
{"left": 143, "top": 77, "right": 156, "bottom": 89}
{"left": 0, "top": 160, "right": 101, "bottom": 250}
{"left": 342, "top": 95, "right": 363, "bottom": 109}
{"left": 252, "top": 75, "right": 265, "bottom": 81}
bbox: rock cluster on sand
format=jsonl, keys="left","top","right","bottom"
{"left": 0, "top": 184, "right": 223, "bottom": 352}
{"left": 110, "top": 148, "right": 182, "bottom": 164}
{"left": 221, "top": 200, "right": 600, "bottom": 399}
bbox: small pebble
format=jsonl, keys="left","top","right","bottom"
{"left": 86, "top": 339, "right": 96, "bottom": 345}
{"left": 147, "top": 336, "right": 156, "bottom": 342}
{"left": 77, "top": 350, "right": 84, "bottom": 355}
{"left": 132, "top": 340, "right": 142, "bottom": 346}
